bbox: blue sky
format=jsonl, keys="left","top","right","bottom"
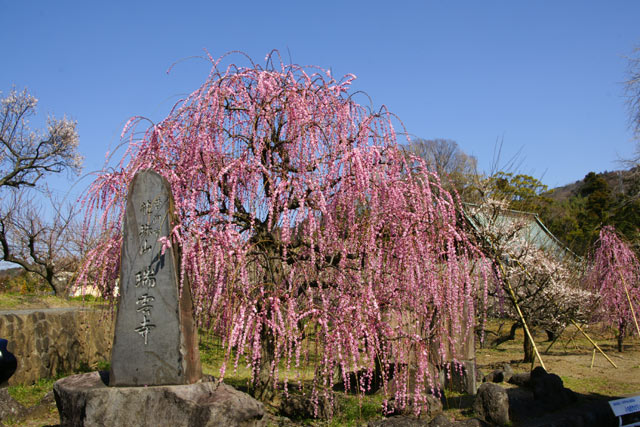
{"left": 2, "top": 1, "right": 639, "bottom": 200}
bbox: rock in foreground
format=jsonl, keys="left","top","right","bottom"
{"left": 54, "top": 371, "right": 265, "bottom": 426}
{"left": 473, "top": 383, "right": 509, "bottom": 426}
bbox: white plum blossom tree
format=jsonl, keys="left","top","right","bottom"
{"left": 467, "top": 199, "right": 593, "bottom": 363}
{"left": 0, "top": 87, "right": 83, "bottom": 296}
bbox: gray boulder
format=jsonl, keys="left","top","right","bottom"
{"left": 0, "top": 388, "right": 26, "bottom": 421}
{"left": 54, "top": 371, "right": 265, "bottom": 426}
{"left": 507, "top": 371, "right": 531, "bottom": 387}
{"left": 368, "top": 415, "right": 430, "bottom": 426}
{"left": 280, "top": 393, "right": 332, "bottom": 420}
{"left": 473, "top": 383, "right": 509, "bottom": 426}
{"left": 369, "top": 414, "right": 487, "bottom": 427}
{"left": 483, "top": 369, "right": 504, "bottom": 383}
{"left": 483, "top": 364, "right": 513, "bottom": 384}
{"left": 428, "top": 414, "right": 454, "bottom": 427}
{"left": 500, "top": 364, "right": 514, "bottom": 383}
{"left": 386, "top": 394, "right": 444, "bottom": 421}
{"left": 529, "top": 367, "right": 576, "bottom": 411}
{"left": 451, "top": 419, "right": 486, "bottom": 426}
{"left": 428, "top": 414, "right": 487, "bottom": 427}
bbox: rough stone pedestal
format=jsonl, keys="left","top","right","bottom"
{"left": 53, "top": 372, "right": 265, "bottom": 427}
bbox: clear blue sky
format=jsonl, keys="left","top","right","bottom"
{"left": 2, "top": 0, "right": 639, "bottom": 198}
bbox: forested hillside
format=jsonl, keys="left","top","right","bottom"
{"left": 539, "top": 168, "right": 640, "bottom": 256}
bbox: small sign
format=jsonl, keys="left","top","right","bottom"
{"left": 609, "top": 395, "right": 640, "bottom": 427}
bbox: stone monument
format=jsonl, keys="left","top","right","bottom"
{"left": 53, "top": 170, "right": 265, "bottom": 426}
{"left": 110, "top": 169, "right": 200, "bottom": 386}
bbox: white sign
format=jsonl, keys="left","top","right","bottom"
{"left": 610, "top": 395, "right": 640, "bottom": 417}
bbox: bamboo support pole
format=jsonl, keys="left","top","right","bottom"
{"left": 571, "top": 320, "right": 617, "bottom": 368}
{"left": 618, "top": 273, "right": 640, "bottom": 339}
{"left": 497, "top": 261, "right": 546, "bottom": 370}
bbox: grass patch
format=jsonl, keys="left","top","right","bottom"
{"left": 329, "top": 393, "right": 384, "bottom": 426}
{"left": 8, "top": 377, "right": 57, "bottom": 407}
{"left": 68, "top": 294, "right": 107, "bottom": 304}
{"left": 560, "top": 375, "right": 640, "bottom": 397}
{"left": 198, "top": 331, "right": 388, "bottom": 424}
{"left": 199, "top": 333, "right": 254, "bottom": 386}
{"left": 0, "top": 292, "right": 105, "bottom": 310}
{"left": 96, "top": 360, "right": 111, "bottom": 372}
{"left": 198, "top": 332, "right": 317, "bottom": 386}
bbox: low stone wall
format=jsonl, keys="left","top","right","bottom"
{"left": 0, "top": 308, "right": 114, "bottom": 385}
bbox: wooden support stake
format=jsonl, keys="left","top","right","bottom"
{"left": 571, "top": 320, "right": 617, "bottom": 369}
{"left": 590, "top": 348, "right": 596, "bottom": 369}
{"left": 619, "top": 272, "right": 640, "bottom": 339}
{"left": 499, "top": 263, "right": 546, "bottom": 370}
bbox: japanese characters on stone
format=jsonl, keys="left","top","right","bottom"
{"left": 133, "top": 195, "right": 165, "bottom": 345}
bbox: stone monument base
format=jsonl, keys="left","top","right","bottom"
{"left": 53, "top": 372, "right": 265, "bottom": 426}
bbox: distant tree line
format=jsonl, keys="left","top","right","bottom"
{"left": 539, "top": 170, "right": 640, "bottom": 257}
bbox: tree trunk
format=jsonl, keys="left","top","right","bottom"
{"left": 491, "top": 321, "right": 520, "bottom": 347}
{"left": 249, "top": 248, "right": 281, "bottom": 402}
{"left": 250, "top": 322, "right": 276, "bottom": 402}
{"left": 545, "top": 329, "right": 556, "bottom": 342}
{"left": 617, "top": 321, "right": 626, "bottom": 353}
{"left": 50, "top": 277, "right": 69, "bottom": 297}
{"left": 523, "top": 328, "right": 535, "bottom": 364}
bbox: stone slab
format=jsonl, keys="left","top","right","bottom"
{"left": 54, "top": 371, "right": 265, "bottom": 426}
{"left": 110, "top": 169, "right": 200, "bottom": 386}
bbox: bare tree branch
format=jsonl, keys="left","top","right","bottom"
{"left": 0, "top": 87, "right": 82, "bottom": 189}
{"left": 0, "top": 87, "right": 85, "bottom": 296}
{"left": 0, "top": 191, "right": 93, "bottom": 295}
{"left": 403, "top": 138, "right": 478, "bottom": 198}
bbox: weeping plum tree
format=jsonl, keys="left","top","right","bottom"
{"left": 78, "top": 52, "right": 486, "bottom": 412}
{"left": 586, "top": 226, "right": 640, "bottom": 352}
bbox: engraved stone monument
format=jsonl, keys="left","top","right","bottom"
{"left": 109, "top": 169, "right": 201, "bottom": 386}
{"left": 54, "top": 169, "right": 265, "bottom": 426}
